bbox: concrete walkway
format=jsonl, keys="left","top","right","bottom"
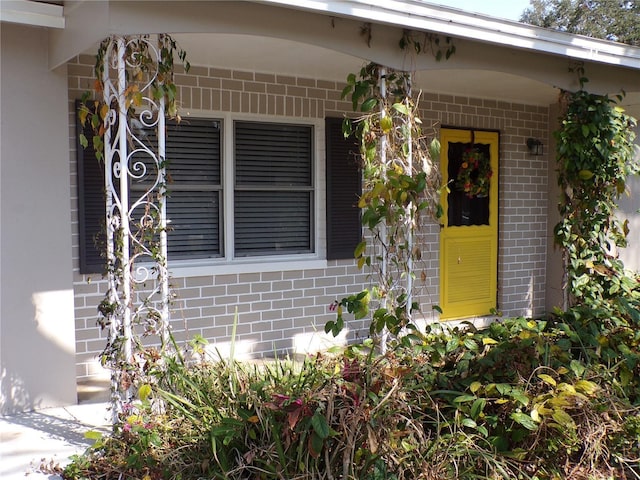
{"left": 0, "top": 381, "right": 111, "bottom": 479}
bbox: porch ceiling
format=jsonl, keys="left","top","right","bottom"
{"left": 172, "top": 32, "right": 640, "bottom": 117}
{"left": 173, "top": 33, "right": 561, "bottom": 108}
{"left": 42, "top": 0, "right": 640, "bottom": 117}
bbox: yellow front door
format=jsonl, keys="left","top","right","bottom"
{"left": 439, "top": 128, "right": 499, "bottom": 320}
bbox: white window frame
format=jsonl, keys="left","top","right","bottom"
{"left": 168, "top": 111, "right": 327, "bottom": 277}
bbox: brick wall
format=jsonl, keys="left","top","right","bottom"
{"left": 68, "top": 56, "right": 549, "bottom": 379}
{"left": 419, "top": 95, "right": 549, "bottom": 318}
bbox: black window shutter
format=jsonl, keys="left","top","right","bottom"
{"left": 325, "top": 117, "right": 361, "bottom": 260}
{"left": 76, "top": 100, "right": 106, "bottom": 274}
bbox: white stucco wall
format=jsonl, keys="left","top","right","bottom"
{"left": 545, "top": 103, "right": 564, "bottom": 312}
{"left": 618, "top": 126, "right": 640, "bottom": 272}
{"left": 619, "top": 174, "right": 640, "bottom": 272}
{"left": 0, "top": 23, "right": 77, "bottom": 414}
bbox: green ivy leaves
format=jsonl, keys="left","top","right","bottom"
{"left": 328, "top": 63, "right": 442, "bottom": 342}
{"left": 555, "top": 87, "right": 639, "bottom": 308}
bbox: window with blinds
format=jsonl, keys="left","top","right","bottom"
{"left": 165, "top": 118, "right": 222, "bottom": 259}
{"left": 234, "top": 121, "right": 314, "bottom": 256}
{"left": 78, "top": 108, "right": 324, "bottom": 271}
{"left": 130, "top": 118, "right": 223, "bottom": 260}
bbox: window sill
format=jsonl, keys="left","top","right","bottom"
{"left": 168, "top": 256, "right": 329, "bottom": 278}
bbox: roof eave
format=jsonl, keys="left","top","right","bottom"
{"left": 0, "top": 0, "right": 65, "bottom": 29}
{"left": 256, "top": 0, "right": 640, "bottom": 70}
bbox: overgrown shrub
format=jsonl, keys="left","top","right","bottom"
{"left": 554, "top": 83, "right": 639, "bottom": 310}
{"left": 61, "top": 302, "right": 640, "bottom": 480}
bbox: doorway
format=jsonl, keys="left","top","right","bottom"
{"left": 439, "top": 128, "right": 499, "bottom": 320}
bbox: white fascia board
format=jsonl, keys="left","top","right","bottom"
{"left": 255, "top": 0, "right": 640, "bottom": 70}
{"left": 0, "top": 0, "right": 65, "bottom": 29}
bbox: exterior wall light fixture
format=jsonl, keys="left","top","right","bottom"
{"left": 526, "top": 138, "right": 544, "bottom": 156}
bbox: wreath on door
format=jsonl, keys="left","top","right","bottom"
{"left": 456, "top": 147, "right": 492, "bottom": 198}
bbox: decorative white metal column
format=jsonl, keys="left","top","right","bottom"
{"left": 378, "top": 68, "right": 414, "bottom": 353}
{"left": 99, "top": 35, "right": 171, "bottom": 418}
{"left": 404, "top": 73, "right": 414, "bottom": 326}
{"left": 379, "top": 68, "right": 389, "bottom": 353}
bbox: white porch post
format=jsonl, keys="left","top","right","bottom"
{"left": 101, "top": 37, "right": 120, "bottom": 417}
{"left": 158, "top": 95, "right": 170, "bottom": 347}
{"left": 116, "top": 36, "right": 134, "bottom": 389}
{"left": 379, "top": 67, "right": 388, "bottom": 353}
{"left": 405, "top": 73, "right": 413, "bottom": 324}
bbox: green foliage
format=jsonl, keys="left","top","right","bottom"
{"left": 79, "top": 34, "right": 189, "bottom": 161}
{"left": 325, "top": 290, "right": 370, "bottom": 337}
{"left": 398, "top": 30, "right": 456, "bottom": 61}
{"left": 327, "top": 35, "right": 456, "bottom": 344}
{"left": 554, "top": 85, "right": 639, "bottom": 308}
{"left": 64, "top": 305, "right": 640, "bottom": 479}
{"left": 521, "top": 0, "right": 640, "bottom": 46}
{"left": 328, "top": 63, "right": 442, "bottom": 343}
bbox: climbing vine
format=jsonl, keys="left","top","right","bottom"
{"left": 326, "top": 63, "right": 441, "bottom": 344}
{"left": 324, "top": 29, "right": 453, "bottom": 343}
{"left": 399, "top": 29, "right": 456, "bottom": 61}
{"left": 356, "top": 22, "right": 456, "bottom": 61}
{"left": 554, "top": 76, "right": 639, "bottom": 309}
{"left": 80, "top": 34, "right": 188, "bottom": 159}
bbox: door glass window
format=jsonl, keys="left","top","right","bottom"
{"left": 447, "top": 142, "right": 491, "bottom": 226}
